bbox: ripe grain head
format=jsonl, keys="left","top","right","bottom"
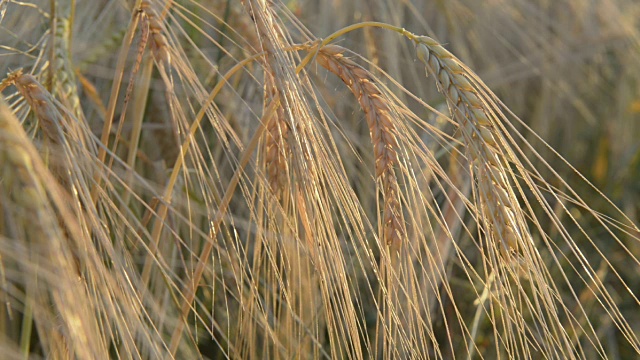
{"left": 316, "top": 44, "right": 404, "bottom": 248}
{"left": 11, "top": 71, "right": 65, "bottom": 143}
{"left": 0, "top": 98, "right": 105, "bottom": 358}
{"left": 415, "top": 35, "right": 531, "bottom": 262}
{"left": 140, "top": 0, "right": 171, "bottom": 67}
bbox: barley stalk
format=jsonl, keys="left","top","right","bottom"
{"left": 316, "top": 45, "right": 403, "bottom": 247}
{"left": 414, "top": 36, "right": 530, "bottom": 258}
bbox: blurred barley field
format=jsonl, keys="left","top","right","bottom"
{"left": 0, "top": 0, "right": 639, "bottom": 359}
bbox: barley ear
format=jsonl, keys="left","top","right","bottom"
{"left": 140, "top": 0, "right": 171, "bottom": 66}
{"left": 10, "top": 71, "right": 65, "bottom": 143}
{"left": 264, "top": 75, "right": 289, "bottom": 195}
{"left": 415, "top": 36, "right": 530, "bottom": 259}
{"left": 0, "top": 98, "right": 105, "bottom": 358}
{"left": 51, "top": 16, "right": 81, "bottom": 119}
{"left": 316, "top": 45, "right": 404, "bottom": 248}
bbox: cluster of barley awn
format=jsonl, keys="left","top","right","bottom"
{"left": 0, "top": 0, "right": 639, "bottom": 358}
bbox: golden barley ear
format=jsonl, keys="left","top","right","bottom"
{"left": 50, "top": 15, "right": 82, "bottom": 119}
{"left": 139, "top": 0, "right": 171, "bottom": 67}
{"left": 315, "top": 45, "right": 404, "bottom": 248}
{"left": 263, "top": 74, "right": 290, "bottom": 195}
{"left": 0, "top": 98, "right": 106, "bottom": 358}
{"left": 415, "top": 36, "right": 531, "bottom": 261}
{"left": 9, "top": 71, "right": 65, "bottom": 143}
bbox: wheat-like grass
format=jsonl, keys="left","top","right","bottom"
{"left": 299, "top": 21, "right": 640, "bottom": 357}
{"left": 407, "top": 33, "right": 640, "bottom": 358}
{"left": 264, "top": 75, "right": 289, "bottom": 195}
{"left": 139, "top": 0, "right": 171, "bottom": 67}
{"left": 414, "top": 36, "right": 531, "bottom": 261}
{"left": 316, "top": 44, "right": 403, "bottom": 248}
{"left": 407, "top": 34, "right": 592, "bottom": 357}
{"left": 3, "top": 68, "right": 96, "bottom": 181}
{"left": 0, "top": 98, "right": 104, "bottom": 358}
{"left": 2, "top": 1, "right": 640, "bottom": 359}
{"left": 51, "top": 15, "right": 81, "bottom": 119}
{"left": 7, "top": 70, "right": 64, "bottom": 143}
{"left": 244, "top": 0, "right": 293, "bottom": 197}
